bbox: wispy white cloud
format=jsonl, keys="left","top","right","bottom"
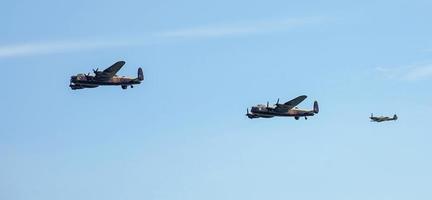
{"left": 0, "top": 39, "right": 132, "bottom": 58}
{"left": 376, "top": 64, "right": 432, "bottom": 81}
{"left": 0, "top": 17, "right": 326, "bottom": 58}
{"left": 404, "top": 65, "right": 432, "bottom": 80}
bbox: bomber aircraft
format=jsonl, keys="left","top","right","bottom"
{"left": 246, "top": 95, "right": 319, "bottom": 120}
{"left": 370, "top": 113, "right": 398, "bottom": 122}
{"left": 70, "top": 61, "right": 144, "bottom": 90}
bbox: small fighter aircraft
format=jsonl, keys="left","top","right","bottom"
{"left": 246, "top": 95, "right": 319, "bottom": 120}
{"left": 370, "top": 113, "right": 398, "bottom": 122}
{"left": 70, "top": 61, "right": 144, "bottom": 90}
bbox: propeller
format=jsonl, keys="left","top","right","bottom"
{"left": 246, "top": 108, "right": 254, "bottom": 119}
{"left": 274, "top": 98, "right": 281, "bottom": 108}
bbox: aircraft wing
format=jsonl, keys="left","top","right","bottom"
{"left": 101, "top": 61, "right": 126, "bottom": 78}
{"left": 274, "top": 95, "right": 307, "bottom": 112}
{"left": 371, "top": 117, "right": 385, "bottom": 122}
{"left": 284, "top": 95, "right": 307, "bottom": 108}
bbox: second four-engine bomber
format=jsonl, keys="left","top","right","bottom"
{"left": 246, "top": 95, "right": 319, "bottom": 120}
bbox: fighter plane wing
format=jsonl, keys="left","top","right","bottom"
{"left": 284, "top": 95, "right": 307, "bottom": 108}
{"left": 371, "top": 117, "right": 385, "bottom": 122}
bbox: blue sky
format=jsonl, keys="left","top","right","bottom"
{"left": 1, "top": 0, "right": 432, "bottom": 200}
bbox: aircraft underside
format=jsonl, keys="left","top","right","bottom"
{"left": 70, "top": 81, "right": 139, "bottom": 90}
{"left": 248, "top": 111, "right": 315, "bottom": 120}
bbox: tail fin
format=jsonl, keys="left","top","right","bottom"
{"left": 313, "top": 101, "right": 319, "bottom": 114}
{"left": 138, "top": 68, "right": 144, "bottom": 81}
{"left": 393, "top": 114, "right": 398, "bottom": 120}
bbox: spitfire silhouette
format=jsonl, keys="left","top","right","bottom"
{"left": 246, "top": 95, "right": 319, "bottom": 120}
{"left": 370, "top": 113, "right": 398, "bottom": 122}
{"left": 70, "top": 61, "right": 144, "bottom": 90}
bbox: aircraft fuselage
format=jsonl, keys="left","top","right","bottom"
{"left": 247, "top": 100, "right": 319, "bottom": 120}
{"left": 248, "top": 107, "right": 315, "bottom": 119}
{"left": 370, "top": 114, "right": 398, "bottom": 122}
{"left": 70, "top": 75, "right": 141, "bottom": 90}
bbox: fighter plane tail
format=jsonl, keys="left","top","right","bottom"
{"left": 138, "top": 67, "right": 144, "bottom": 81}
{"left": 393, "top": 114, "right": 398, "bottom": 120}
{"left": 313, "top": 101, "right": 319, "bottom": 114}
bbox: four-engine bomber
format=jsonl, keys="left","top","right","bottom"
{"left": 246, "top": 95, "right": 319, "bottom": 120}
{"left": 70, "top": 61, "right": 144, "bottom": 90}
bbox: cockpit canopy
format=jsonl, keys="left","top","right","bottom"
{"left": 71, "top": 73, "right": 93, "bottom": 81}
{"left": 252, "top": 105, "right": 271, "bottom": 112}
